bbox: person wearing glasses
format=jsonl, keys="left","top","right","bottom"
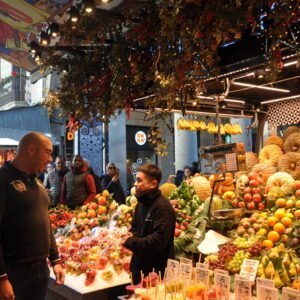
{"left": 100, "top": 162, "right": 125, "bottom": 204}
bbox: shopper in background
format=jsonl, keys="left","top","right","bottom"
{"left": 124, "top": 163, "right": 175, "bottom": 284}
{"left": 191, "top": 161, "right": 200, "bottom": 175}
{"left": 60, "top": 155, "right": 96, "bottom": 209}
{"left": 100, "top": 162, "right": 125, "bottom": 204}
{"left": 83, "top": 158, "right": 102, "bottom": 194}
{"left": 0, "top": 132, "right": 64, "bottom": 300}
{"left": 46, "top": 155, "right": 69, "bottom": 207}
{"left": 37, "top": 162, "right": 54, "bottom": 185}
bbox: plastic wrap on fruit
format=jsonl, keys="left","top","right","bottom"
{"left": 85, "top": 268, "right": 97, "bottom": 286}
{"left": 101, "top": 270, "right": 113, "bottom": 281}
{"left": 142, "top": 272, "right": 159, "bottom": 287}
{"left": 113, "top": 260, "right": 123, "bottom": 274}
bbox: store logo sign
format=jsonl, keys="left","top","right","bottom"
{"left": 135, "top": 131, "right": 147, "bottom": 146}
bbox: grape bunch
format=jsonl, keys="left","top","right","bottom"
{"left": 233, "top": 236, "right": 257, "bottom": 249}
{"left": 245, "top": 242, "right": 263, "bottom": 257}
{"left": 227, "top": 250, "right": 250, "bottom": 273}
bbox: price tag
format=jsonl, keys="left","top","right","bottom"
{"left": 180, "top": 257, "right": 193, "bottom": 266}
{"left": 196, "top": 262, "right": 209, "bottom": 269}
{"left": 214, "top": 273, "right": 230, "bottom": 300}
{"left": 214, "top": 269, "right": 229, "bottom": 277}
{"left": 256, "top": 277, "right": 275, "bottom": 299}
{"left": 282, "top": 287, "right": 300, "bottom": 300}
{"left": 166, "top": 259, "right": 179, "bottom": 281}
{"left": 195, "top": 267, "right": 210, "bottom": 286}
{"left": 258, "top": 286, "right": 278, "bottom": 300}
{"left": 179, "top": 263, "right": 193, "bottom": 282}
{"left": 234, "top": 278, "right": 252, "bottom": 300}
{"left": 240, "top": 259, "right": 259, "bottom": 282}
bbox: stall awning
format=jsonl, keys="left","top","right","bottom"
{"left": 0, "top": 137, "right": 18, "bottom": 146}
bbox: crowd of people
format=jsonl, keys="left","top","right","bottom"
{"left": 41, "top": 154, "right": 126, "bottom": 209}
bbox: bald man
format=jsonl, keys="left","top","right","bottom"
{"left": 0, "top": 132, "right": 64, "bottom": 300}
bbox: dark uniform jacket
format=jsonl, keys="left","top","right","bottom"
{"left": 0, "top": 162, "right": 60, "bottom": 277}
{"left": 124, "top": 189, "right": 175, "bottom": 284}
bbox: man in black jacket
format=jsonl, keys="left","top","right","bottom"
{"left": 124, "top": 164, "right": 175, "bottom": 284}
{"left": 0, "top": 132, "right": 64, "bottom": 300}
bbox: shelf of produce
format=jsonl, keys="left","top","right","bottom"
{"left": 47, "top": 267, "right": 130, "bottom": 300}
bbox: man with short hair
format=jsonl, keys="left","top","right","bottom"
{"left": 0, "top": 132, "right": 64, "bottom": 300}
{"left": 46, "top": 156, "right": 69, "bottom": 207}
{"left": 124, "top": 163, "right": 175, "bottom": 284}
{"left": 60, "top": 155, "right": 96, "bottom": 209}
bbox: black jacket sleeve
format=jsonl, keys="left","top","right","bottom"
{"left": 124, "top": 206, "right": 174, "bottom": 256}
{"left": 0, "top": 171, "right": 7, "bottom": 276}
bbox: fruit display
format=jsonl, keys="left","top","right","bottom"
{"left": 258, "top": 144, "right": 283, "bottom": 166}
{"left": 209, "top": 173, "right": 235, "bottom": 196}
{"left": 57, "top": 226, "right": 132, "bottom": 285}
{"left": 49, "top": 205, "right": 74, "bottom": 232}
{"left": 284, "top": 132, "right": 300, "bottom": 153}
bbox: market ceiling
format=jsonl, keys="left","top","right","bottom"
{"left": 0, "top": 0, "right": 128, "bottom": 71}
{"left": 0, "top": 0, "right": 299, "bottom": 115}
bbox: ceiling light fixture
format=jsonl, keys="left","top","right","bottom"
{"left": 40, "top": 31, "right": 50, "bottom": 46}
{"left": 83, "top": 0, "right": 95, "bottom": 13}
{"left": 69, "top": 6, "right": 80, "bottom": 22}
{"left": 47, "top": 22, "right": 60, "bottom": 37}
{"left": 232, "top": 81, "right": 290, "bottom": 93}
{"left": 29, "top": 41, "right": 39, "bottom": 54}
{"left": 196, "top": 95, "right": 245, "bottom": 105}
{"left": 261, "top": 94, "right": 300, "bottom": 104}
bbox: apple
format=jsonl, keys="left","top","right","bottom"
{"left": 258, "top": 203, "right": 265, "bottom": 211}
{"left": 252, "top": 187, "right": 261, "bottom": 194}
{"left": 249, "top": 179, "right": 259, "bottom": 187}
{"left": 88, "top": 202, "right": 98, "bottom": 210}
{"left": 238, "top": 201, "right": 246, "bottom": 208}
{"left": 248, "top": 172, "right": 258, "bottom": 181}
{"left": 180, "top": 225, "right": 186, "bottom": 231}
{"left": 295, "top": 189, "right": 300, "bottom": 198}
{"left": 244, "top": 193, "right": 253, "bottom": 202}
{"left": 246, "top": 201, "right": 256, "bottom": 210}
{"left": 253, "top": 194, "right": 262, "bottom": 203}
{"left": 295, "top": 181, "right": 300, "bottom": 190}
{"left": 175, "top": 222, "right": 180, "bottom": 229}
{"left": 243, "top": 187, "right": 252, "bottom": 194}
{"left": 174, "top": 229, "right": 181, "bottom": 237}
{"left": 98, "top": 196, "right": 107, "bottom": 206}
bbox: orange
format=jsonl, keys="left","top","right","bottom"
{"left": 285, "top": 212, "right": 295, "bottom": 219}
{"left": 268, "top": 231, "right": 280, "bottom": 243}
{"left": 273, "top": 223, "right": 286, "bottom": 234}
{"left": 276, "top": 198, "right": 286, "bottom": 208}
{"left": 262, "top": 239, "right": 274, "bottom": 249}
{"left": 274, "top": 209, "right": 286, "bottom": 220}
{"left": 281, "top": 217, "right": 293, "bottom": 227}
{"left": 267, "top": 216, "right": 279, "bottom": 227}
{"left": 294, "top": 209, "right": 300, "bottom": 218}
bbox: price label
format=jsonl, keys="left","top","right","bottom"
{"left": 258, "top": 286, "right": 278, "bottom": 300}
{"left": 180, "top": 257, "right": 193, "bottom": 266}
{"left": 196, "top": 262, "right": 209, "bottom": 269}
{"left": 240, "top": 259, "right": 259, "bottom": 282}
{"left": 179, "top": 263, "right": 193, "bottom": 282}
{"left": 215, "top": 273, "right": 230, "bottom": 300}
{"left": 256, "top": 277, "right": 275, "bottom": 299}
{"left": 195, "top": 267, "right": 210, "bottom": 286}
{"left": 235, "top": 278, "right": 252, "bottom": 300}
{"left": 166, "top": 259, "right": 179, "bottom": 281}
{"left": 282, "top": 287, "right": 300, "bottom": 300}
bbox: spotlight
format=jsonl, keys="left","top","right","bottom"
{"left": 33, "top": 52, "right": 42, "bottom": 62}
{"left": 29, "top": 41, "right": 39, "bottom": 54}
{"left": 40, "top": 31, "right": 50, "bottom": 46}
{"left": 220, "top": 101, "right": 227, "bottom": 109}
{"left": 83, "top": 0, "right": 95, "bottom": 13}
{"left": 47, "top": 22, "right": 60, "bottom": 37}
{"left": 254, "top": 104, "right": 262, "bottom": 112}
{"left": 69, "top": 6, "right": 80, "bottom": 22}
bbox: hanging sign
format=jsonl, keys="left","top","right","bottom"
{"left": 135, "top": 131, "right": 147, "bottom": 146}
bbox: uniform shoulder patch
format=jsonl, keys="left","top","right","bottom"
{"left": 11, "top": 180, "right": 27, "bottom": 192}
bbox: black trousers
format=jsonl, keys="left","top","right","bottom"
{"left": 6, "top": 260, "right": 50, "bottom": 300}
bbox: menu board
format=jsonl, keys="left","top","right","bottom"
{"left": 199, "top": 143, "right": 239, "bottom": 175}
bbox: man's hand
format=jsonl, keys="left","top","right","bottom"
{"left": 111, "top": 168, "right": 120, "bottom": 183}
{"left": 53, "top": 264, "right": 65, "bottom": 285}
{"left": 0, "top": 279, "right": 15, "bottom": 299}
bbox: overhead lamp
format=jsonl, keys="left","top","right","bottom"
{"left": 47, "top": 22, "right": 60, "bottom": 37}
{"left": 192, "top": 101, "right": 197, "bottom": 106}
{"left": 254, "top": 104, "right": 262, "bottom": 112}
{"left": 220, "top": 101, "right": 227, "bottom": 109}
{"left": 69, "top": 6, "right": 80, "bottom": 22}
{"left": 29, "top": 41, "right": 39, "bottom": 54}
{"left": 40, "top": 31, "right": 50, "bottom": 46}
{"left": 33, "top": 52, "right": 42, "bottom": 62}
{"left": 196, "top": 95, "right": 245, "bottom": 105}
{"left": 83, "top": 0, "right": 95, "bottom": 13}
{"left": 232, "top": 81, "right": 290, "bottom": 93}
{"left": 261, "top": 94, "right": 300, "bottom": 104}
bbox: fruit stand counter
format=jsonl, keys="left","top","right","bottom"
{"left": 47, "top": 268, "right": 130, "bottom": 300}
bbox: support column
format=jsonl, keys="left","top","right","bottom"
{"left": 108, "top": 112, "right": 127, "bottom": 191}
{"left": 174, "top": 113, "right": 198, "bottom": 171}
